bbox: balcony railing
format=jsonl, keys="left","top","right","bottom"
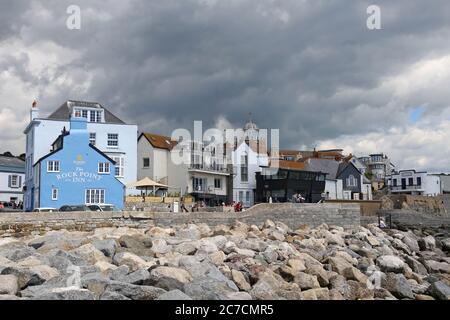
{"left": 188, "top": 164, "right": 229, "bottom": 174}
{"left": 390, "top": 185, "right": 423, "bottom": 191}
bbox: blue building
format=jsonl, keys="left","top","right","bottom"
{"left": 31, "top": 117, "right": 125, "bottom": 210}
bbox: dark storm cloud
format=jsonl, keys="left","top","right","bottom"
{"left": 2, "top": 0, "right": 450, "bottom": 155}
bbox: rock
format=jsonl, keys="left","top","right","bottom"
{"left": 382, "top": 273, "right": 414, "bottom": 299}
{"left": 196, "top": 239, "right": 218, "bottom": 254}
{"left": 176, "top": 224, "right": 201, "bottom": 240}
{"left": 0, "top": 295, "right": 21, "bottom": 300}
{"left": 401, "top": 232, "right": 420, "bottom": 253}
{"left": 151, "top": 239, "right": 172, "bottom": 256}
{"left": 174, "top": 241, "right": 198, "bottom": 255}
{"left": 347, "top": 280, "right": 374, "bottom": 300}
{"left": 365, "top": 235, "right": 380, "bottom": 247}
{"left": 233, "top": 248, "right": 256, "bottom": 258}
{"left": 418, "top": 236, "right": 436, "bottom": 251}
{"left": 225, "top": 292, "right": 253, "bottom": 300}
{"left": 92, "top": 239, "right": 117, "bottom": 258}
{"left": 1, "top": 266, "right": 46, "bottom": 289}
{"left": 106, "top": 281, "right": 166, "bottom": 300}
{"left": 376, "top": 255, "right": 405, "bottom": 273}
{"left": 428, "top": 281, "right": 450, "bottom": 300}
{"left": 294, "top": 272, "right": 320, "bottom": 290}
{"left": 0, "top": 243, "right": 36, "bottom": 262}
{"left": 329, "top": 289, "right": 345, "bottom": 300}
{"left": 404, "top": 256, "right": 428, "bottom": 276}
{"left": 156, "top": 289, "right": 193, "bottom": 300}
{"left": 287, "top": 259, "right": 306, "bottom": 272}
{"left": 28, "top": 265, "right": 59, "bottom": 281}
{"left": 231, "top": 270, "right": 251, "bottom": 291}
{"left": 113, "top": 252, "right": 154, "bottom": 272}
{"left": 184, "top": 277, "right": 238, "bottom": 300}
{"left": 116, "top": 269, "right": 151, "bottom": 285}
{"left": 374, "top": 288, "right": 397, "bottom": 300}
{"left": 328, "top": 256, "right": 353, "bottom": 275}
{"left": 424, "top": 260, "right": 450, "bottom": 274}
{"left": 0, "top": 275, "right": 19, "bottom": 295}
{"left": 441, "top": 238, "right": 450, "bottom": 252}
{"left": 70, "top": 244, "right": 109, "bottom": 264}
{"left": 415, "top": 294, "right": 435, "bottom": 300}
{"left": 95, "top": 261, "right": 118, "bottom": 273}
{"left": 209, "top": 251, "right": 226, "bottom": 265}
{"left": 150, "top": 266, "right": 193, "bottom": 286}
{"left": 81, "top": 272, "right": 111, "bottom": 297}
{"left": 100, "top": 291, "right": 131, "bottom": 300}
{"left": 301, "top": 288, "right": 330, "bottom": 300}
{"left": 305, "top": 264, "right": 329, "bottom": 287}
{"left": 34, "top": 287, "right": 95, "bottom": 300}
{"left": 342, "top": 267, "right": 368, "bottom": 283}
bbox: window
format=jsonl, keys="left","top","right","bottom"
{"left": 193, "top": 178, "right": 206, "bottom": 192}
{"left": 89, "top": 133, "right": 96, "bottom": 146}
{"left": 246, "top": 191, "right": 250, "bottom": 203}
{"left": 214, "top": 178, "right": 221, "bottom": 189}
{"left": 241, "top": 154, "right": 248, "bottom": 182}
{"left": 89, "top": 110, "right": 102, "bottom": 123}
{"left": 85, "top": 189, "right": 105, "bottom": 204}
{"left": 98, "top": 162, "right": 110, "bottom": 174}
{"left": 143, "top": 158, "right": 150, "bottom": 168}
{"left": 393, "top": 179, "right": 397, "bottom": 187}
{"left": 107, "top": 134, "right": 119, "bottom": 147}
{"left": 417, "top": 177, "right": 422, "bottom": 186}
{"left": 111, "top": 156, "right": 124, "bottom": 177}
{"left": 47, "top": 160, "right": 60, "bottom": 172}
{"left": 8, "top": 175, "right": 21, "bottom": 188}
{"left": 408, "top": 178, "right": 414, "bottom": 186}
{"left": 347, "top": 175, "right": 357, "bottom": 187}
{"left": 239, "top": 191, "right": 244, "bottom": 201}
{"left": 51, "top": 188, "right": 58, "bottom": 201}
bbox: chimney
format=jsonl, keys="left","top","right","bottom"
{"left": 30, "top": 100, "right": 39, "bottom": 121}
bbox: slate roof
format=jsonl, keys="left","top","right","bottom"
{"left": 46, "top": 100, "right": 126, "bottom": 124}
{"left": 304, "top": 158, "right": 340, "bottom": 179}
{"left": 0, "top": 155, "right": 25, "bottom": 171}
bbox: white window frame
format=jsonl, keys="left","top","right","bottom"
{"left": 111, "top": 156, "right": 124, "bottom": 178}
{"left": 98, "top": 162, "right": 110, "bottom": 174}
{"left": 347, "top": 175, "right": 357, "bottom": 187}
{"left": 85, "top": 189, "right": 105, "bottom": 205}
{"left": 10, "top": 175, "right": 19, "bottom": 188}
{"left": 89, "top": 133, "right": 96, "bottom": 146}
{"left": 107, "top": 133, "right": 119, "bottom": 147}
{"left": 47, "top": 160, "right": 60, "bottom": 173}
{"left": 51, "top": 188, "right": 58, "bottom": 201}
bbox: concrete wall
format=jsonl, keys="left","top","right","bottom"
{"left": 0, "top": 203, "right": 360, "bottom": 237}
{"left": 377, "top": 209, "right": 450, "bottom": 228}
{"left": 325, "top": 200, "right": 382, "bottom": 216}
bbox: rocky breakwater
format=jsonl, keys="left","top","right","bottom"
{"left": 0, "top": 221, "right": 449, "bottom": 300}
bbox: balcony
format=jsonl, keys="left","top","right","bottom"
{"left": 188, "top": 164, "right": 230, "bottom": 175}
{"left": 390, "top": 185, "right": 424, "bottom": 192}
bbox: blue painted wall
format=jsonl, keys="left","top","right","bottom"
{"left": 36, "top": 117, "right": 124, "bottom": 209}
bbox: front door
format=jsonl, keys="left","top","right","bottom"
{"left": 401, "top": 178, "right": 406, "bottom": 190}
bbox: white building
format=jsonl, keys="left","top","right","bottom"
{"left": 324, "top": 179, "right": 344, "bottom": 200}
{"left": 24, "top": 100, "right": 138, "bottom": 211}
{"left": 388, "top": 170, "right": 441, "bottom": 196}
{"left": 0, "top": 155, "right": 25, "bottom": 204}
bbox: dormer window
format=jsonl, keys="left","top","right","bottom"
{"left": 74, "top": 108, "right": 103, "bottom": 123}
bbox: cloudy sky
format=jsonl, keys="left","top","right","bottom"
{"left": 1, "top": 0, "right": 450, "bottom": 172}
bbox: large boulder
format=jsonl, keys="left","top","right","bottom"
{"left": 70, "top": 244, "right": 109, "bottom": 264}
{"left": 376, "top": 255, "right": 405, "bottom": 273}
{"left": 175, "top": 224, "right": 201, "bottom": 240}
{"left": 92, "top": 239, "right": 117, "bottom": 258}
{"left": 1, "top": 266, "right": 46, "bottom": 289}
{"left": 381, "top": 273, "right": 414, "bottom": 299}
{"left": 0, "top": 275, "right": 19, "bottom": 295}
{"left": 428, "top": 281, "right": 450, "bottom": 300}
{"left": 106, "top": 281, "right": 167, "bottom": 300}
{"left": 184, "top": 277, "right": 238, "bottom": 300}
{"left": 156, "top": 289, "right": 192, "bottom": 300}
{"left": 231, "top": 270, "right": 251, "bottom": 291}
{"left": 294, "top": 272, "right": 320, "bottom": 290}
{"left": 112, "top": 252, "right": 154, "bottom": 271}
{"left": 150, "top": 267, "right": 193, "bottom": 286}
{"left": 418, "top": 236, "right": 436, "bottom": 251}
{"left": 34, "top": 287, "right": 95, "bottom": 300}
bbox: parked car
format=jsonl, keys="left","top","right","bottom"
{"left": 33, "top": 207, "right": 57, "bottom": 213}
{"left": 88, "top": 204, "right": 121, "bottom": 212}
{"left": 59, "top": 205, "right": 92, "bottom": 212}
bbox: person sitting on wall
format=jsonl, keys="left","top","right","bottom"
{"left": 180, "top": 198, "right": 189, "bottom": 213}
